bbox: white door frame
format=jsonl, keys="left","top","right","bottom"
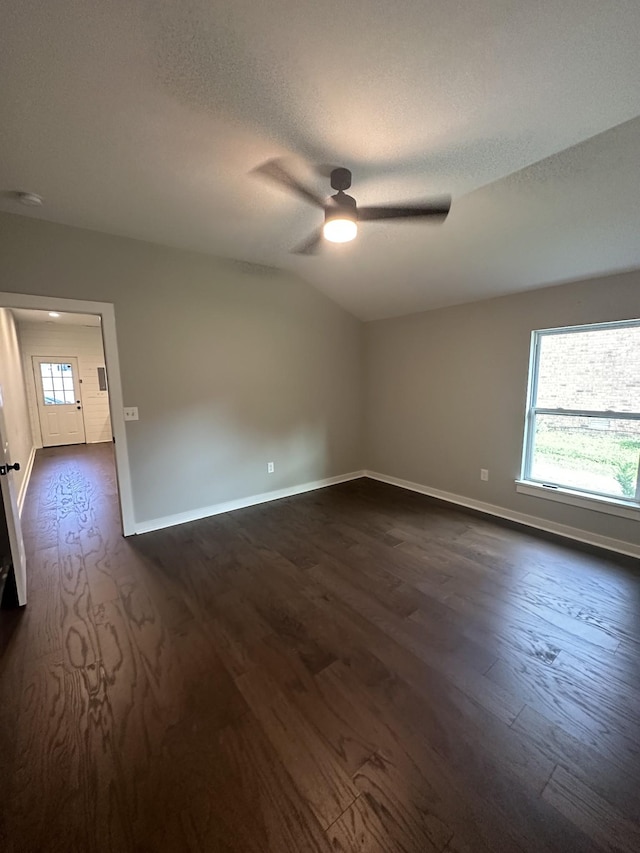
{"left": 0, "top": 292, "right": 135, "bottom": 536}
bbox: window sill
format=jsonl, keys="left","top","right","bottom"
{"left": 515, "top": 480, "right": 640, "bottom": 522}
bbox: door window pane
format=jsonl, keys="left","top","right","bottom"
{"left": 40, "top": 363, "right": 76, "bottom": 406}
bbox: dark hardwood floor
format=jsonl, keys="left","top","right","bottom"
{"left": 1, "top": 443, "right": 639, "bottom": 852}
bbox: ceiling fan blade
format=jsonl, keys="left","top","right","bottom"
{"left": 291, "top": 228, "right": 323, "bottom": 255}
{"left": 358, "top": 197, "right": 451, "bottom": 222}
{"left": 252, "top": 159, "right": 326, "bottom": 209}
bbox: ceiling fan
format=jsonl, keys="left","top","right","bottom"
{"left": 252, "top": 159, "right": 451, "bottom": 254}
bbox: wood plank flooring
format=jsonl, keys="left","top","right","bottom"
{"left": 1, "top": 443, "right": 639, "bottom": 852}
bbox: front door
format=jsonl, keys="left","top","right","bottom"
{"left": 33, "top": 357, "right": 86, "bottom": 447}
{"left": 0, "top": 381, "right": 27, "bottom": 605}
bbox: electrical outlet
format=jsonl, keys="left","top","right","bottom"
{"left": 123, "top": 407, "right": 139, "bottom": 421}
{"left": 267, "top": 462, "right": 274, "bottom": 473}
{"left": 480, "top": 468, "right": 489, "bottom": 481}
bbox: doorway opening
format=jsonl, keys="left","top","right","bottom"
{"left": 0, "top": 292, "right": 134, "bottom": 607}
{"left": 16, "top": 310, "right": 111, "bottom": 450}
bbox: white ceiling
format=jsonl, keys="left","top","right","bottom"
{"left": 12, "top": 309, "right": 101, "bottom": 327}
{"left": 2, "top": 0, "right": 640, "bottom": 320}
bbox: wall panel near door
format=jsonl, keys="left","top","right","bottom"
{"left": 18, "top": 320, "right": 112, "bottom": 446}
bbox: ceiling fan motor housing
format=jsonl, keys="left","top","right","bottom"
{"left": 326, "top": 191, "right": 357, "bottom": 225}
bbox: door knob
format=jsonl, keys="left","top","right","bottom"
{"left": 0, "top": 462, "right": 20, "bottom": 476}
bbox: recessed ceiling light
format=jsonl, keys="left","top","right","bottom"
{"left": 16, "top": 191, "right": 43, "bottom": 207}
{"left": 48, "top": 312, "right": 60, "bottom": 318}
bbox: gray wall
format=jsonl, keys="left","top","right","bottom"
{"left": 0, "top": 308, "right": 33, "bottom": 505}
{"left": 0, "top": 213, "right": 363, "bottom": 525}
{"left": 2, "top": 209, "right": 637, "bottom": 550}
{"left": 364, "top": 270, "right": 640, "bottom": 548}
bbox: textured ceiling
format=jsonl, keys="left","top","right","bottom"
{"left": 1, "top": 1, "right": 640, "bottom": 319}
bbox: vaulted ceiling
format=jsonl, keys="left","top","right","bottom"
{"left": 2, "top": 1, "right": 639, "bottom": 319}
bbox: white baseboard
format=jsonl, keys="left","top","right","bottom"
{"left": 364, "top": 470, "right": 640, "bottom": 560}
{"left": 134, "top": 470, "right": 367, "bottom": 535}
{"left": 17, "top": 445, "right": 36, "bottom": 518}
{"left": 133, "top": 465, "right": 639, "bottom": 558}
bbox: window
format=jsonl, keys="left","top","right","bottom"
{"left": 520, "top": 319, "right": 640, "bottom": 510}
{"left": 40, "top": 362, "right": 76, "bottom": 405}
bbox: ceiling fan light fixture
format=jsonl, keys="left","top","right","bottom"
{"left": 323, "top": 218, "right": 358, "bottom": 243}
{"left": 250, "top": 160, "right": 450, "bottom": 255}
{"left": 324, "top": 190, "right": 358, "bottom": 243}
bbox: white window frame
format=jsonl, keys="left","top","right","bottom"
{"left": 516, "top": 318, "right": 640, "bottom": 520}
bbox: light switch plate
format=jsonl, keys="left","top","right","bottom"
{"left": 124, "top": 407, "right": 139, "bottom": 421}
